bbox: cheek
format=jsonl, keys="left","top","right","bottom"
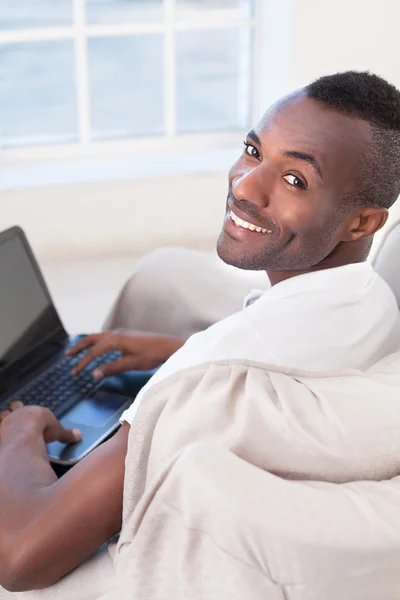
{"left": 271, "top": 197, "right": 310, "bottom": 232}
{"left": 272, "top": 192, "right": 335, "bottom": 233}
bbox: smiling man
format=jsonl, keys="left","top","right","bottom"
{"left": 220, "top": 84, "right": 394, "bottom": 277}
{"left": 1, "top": 71, "right": 400, "bottom": 595}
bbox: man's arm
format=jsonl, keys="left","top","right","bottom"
{"left": 0, "top": 409, "right": 129, "bottom": 592}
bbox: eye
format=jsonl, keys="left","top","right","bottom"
{"left": 283, "top": 173, "right": 307, "bottom": 189}
{"left": 243, "top": 141, "right": 260, "bottom": 159}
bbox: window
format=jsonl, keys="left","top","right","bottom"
{"left": 0, "top": 0, "right": 255, "bottom": 151}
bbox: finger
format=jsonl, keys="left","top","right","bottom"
{"left": 66, "top": 334, "right": 104, "bottom": 356}
{"left": 9, "top": 400, "right": 24, "bottom": 411}
{"left": 46, "top": 425, "right": 82, "bottom": 445}
{"left": 72, "top": 337, "right": 120, "bottom": 376}
{"left": 59, "top": 427, "right": 82, "bottom": 445}
{"left": 93, "top": 356, "right": 143, "bottom": 379}
{"left": 0, "top": 410, "right": 11, "bottom": 422}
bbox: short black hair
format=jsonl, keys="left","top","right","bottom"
{"left": 306, "top": 71, "right": 400, "bottom": 210}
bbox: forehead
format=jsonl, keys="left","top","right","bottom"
{"left": 256, "top": 93, "right": 371, "bottom": 185}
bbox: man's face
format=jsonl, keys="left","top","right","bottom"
{"left": 217, "top": 91, "right": 371, "bottom": 271}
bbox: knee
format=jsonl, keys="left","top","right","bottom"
{"left": 134, "top": 246, "right": 193, "bottom": 283}
{"left": 108, "top": 247, "right": 201, "bottom": 335}
{"left": 123, "top": 246, "right": 195, "bottom": 300}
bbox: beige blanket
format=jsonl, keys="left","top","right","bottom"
{"left": 113, "top": 355, "right": 400, "bottom": 599}
{"left": 4, "top": 354, "right": 400, "bottom": 598}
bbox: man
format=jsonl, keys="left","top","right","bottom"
{"left": 1, "top": 71, "right": 400, "bottom": 593}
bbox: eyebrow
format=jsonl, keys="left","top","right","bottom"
{"left": 247, "top": 129, "right": 261, "bottom": 146}
{"left": 246, "top": 130, "right": 324, "bottom": 182}
{"left": 283, "top": 150, "right": 324, "bottom": 182}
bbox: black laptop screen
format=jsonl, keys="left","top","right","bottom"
{"left": 0, "top": 235, "right": 62, "bottom": 372}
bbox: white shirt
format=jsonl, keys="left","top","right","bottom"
{"left": 122, "top": 262, "right": 400, "bottom": 424}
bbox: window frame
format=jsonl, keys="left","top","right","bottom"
{"left": 0, "top": 0, "right": 293, "bottom": 186}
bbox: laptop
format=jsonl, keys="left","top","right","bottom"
{"left": 0, "top": 226, "right": 155, "bottom": 465}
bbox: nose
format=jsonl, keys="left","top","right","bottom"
{"left": 231, "top": 162, "right": 271, "bottom": 209}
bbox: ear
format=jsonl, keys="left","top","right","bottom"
{"left": 343, "top": 208, "right": 389, "bottom": 241}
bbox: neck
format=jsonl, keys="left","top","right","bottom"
{"left": 266, "top": 239, "right": 371, "bottom": 287}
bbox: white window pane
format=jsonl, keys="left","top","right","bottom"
{"left": 0, "top": 41, "right": 78, "bottom": 147}
{"left": 86, "top": 0, "right": 163, "bottom": 25}
{"left": 177, "top": 29, "right": 252, "bottom": 133}
{"left": 0, "top": 0, "right": 73, "bottom": 30}
{"left": 88, "top": 35, "right": 163, "bottom": 139}
{"left": 176, "top": 0, "right": 253, "bottom": 18}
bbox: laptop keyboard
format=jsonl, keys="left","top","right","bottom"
{"left": 0, "top": 346, "right": 122, "bottom": 417}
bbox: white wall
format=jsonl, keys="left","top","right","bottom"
{"left": 2, "top": 0, "right": 400, "bottom": 261}
{"left": 0, "top": 172, "right": 228, "bottom": 261}
{"left": 291, "top": 0, "right": 400, "bottom": 91}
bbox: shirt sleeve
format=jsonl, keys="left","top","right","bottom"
{"left": 120, "top": 400, "right": 140, "bottom": 425}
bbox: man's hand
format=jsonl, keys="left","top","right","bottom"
{"left": 0, "top": 398, "right": 128, "bottom": 592}
{"left": 0, "top": 402, "right": 82, "bottom": 445}
{"left": 0, "top": 409, "right": 129, "bottom": 591}
{"left": 67, "top": 330, "right": 184, "bottom": 379}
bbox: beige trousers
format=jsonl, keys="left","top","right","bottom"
{"left": 104, "top": 247, "right": 270, "bottom": 338}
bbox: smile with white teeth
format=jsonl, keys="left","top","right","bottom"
{"left": 230, "top": 210, "right": 272, "bottom": 234}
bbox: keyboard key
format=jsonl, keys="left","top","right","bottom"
{"left": 11, "top": 347, "right": 123, "bottom": 416}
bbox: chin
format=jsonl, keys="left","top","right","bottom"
{"left": 216, "top": 234, "right": 264, "bottom": 271}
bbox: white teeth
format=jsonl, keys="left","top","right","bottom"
{"left": 230, "top": 210, "right": 272, "bottom": 234}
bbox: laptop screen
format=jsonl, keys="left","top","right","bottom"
{"left": 0, "top": 233, "right": 63, "bottom": 373}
